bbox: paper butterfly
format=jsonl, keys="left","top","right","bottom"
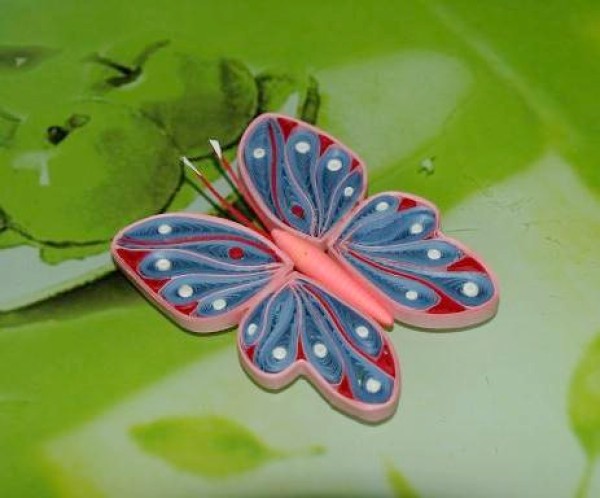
{"left": 111, "top": 114, "right": 499, "bottom": 422}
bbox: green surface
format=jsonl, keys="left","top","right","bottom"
{"left": 1, "top": 1, "right": 600, "bottom": 497}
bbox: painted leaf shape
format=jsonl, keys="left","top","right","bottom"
{"left": 255, "top": 71, "right": 320, "bottom": 123}
{"left": 130, "top": 416, "right": 282, "bottom": 478}
{"left": 569, "top": 333, "right": 600, "bottom": 459}
{"left": 386, "top": 463, "right": 421, "bottom": 498}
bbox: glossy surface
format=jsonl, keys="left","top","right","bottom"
{"left": 1, "top": 1, "right": 600, "bottom": 497}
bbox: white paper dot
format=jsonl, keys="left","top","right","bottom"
{"left": 327, "top": 158, "right": 343, "bottom": 172}
{"left": 247, "top": 323, "right": 258, "bottom": 336}
{"left": 462, "top": 281, "right": 480, "bottom": 298}
{"left": 155, "top": 258, "right": 172, "bottom": 271}
{"left": 343, "top": 186, "right": 355, "bottom": 197}
{"left": 375, "top": 201, "right": 389, "bottom": 212}
{"left": 253, "top": 147, "right": 266, "bottom": 159}
{"left": 427, "top": 248, "right": 442, "bottom": 260}
{"left": 355, "top": 325, "right": 369, "bottom": 338}
{"left": 158, "top": 223, "right": 172, "bottom": 235}
{"left": 177, "top": 284, "right": 194, "bottom": 298}
{"left": 313, "top": 342, "right": 328, "bottom": 358}
{"left": 405, "top": 290, "right": 419, "bottom": 301}
{"left": 212, "top": 298, "right": 227, "bottom": 311}
{"left": 295, "top": 141, "right": 310, "bottom": 154}
{"left": 365, "top": 377, "right": 382, "bottom": 393}
{"left": 272, "top": 346, "right": 287, "bottom": 360}
{"left": 410, "top": 222, "right": 424, "bottom": 235}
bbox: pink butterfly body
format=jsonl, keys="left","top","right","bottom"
{"left": 112, "top": 114, "right": 499, "bottom": 422}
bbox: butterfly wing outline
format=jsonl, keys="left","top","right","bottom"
{"left": 237, "top": 113, "right": 367, "bottom": 242}
{"left": 111, "top": 113, "right": 497, "bottom": 420}
{"left": 238, "top": 273, "right": 400, "bottom": 422}
{"left": 326, "top": 192, "right": 499, "bottom": 329}
{"left": 111, "top": 213, "right": 293, "bottom": 333}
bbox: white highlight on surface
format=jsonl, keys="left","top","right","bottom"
{"left": 208, "top": 139, "right": 223, "bottom": 158}
{"left": 154, "top": 258, "right": 172, "bottom": 271}
{"left": 343, "top": 186, "right": 355, "bottom": 197}
{"left": 253, "top": 147, "right": 266, "bottom": 159}
{"left": 212, "top": 298, "right": 227, "bottom": 311}
{"left": 375, "top": 201, "right": 390, "bottom": 212}
{"left": 272, "top": 346, "right": 287, "bottom": 361}
{"left": 365, "top": 377, "right": 382, "bottom": 393}
{"left": 177, "top": 284, "right": 194, "bottom": 298}
{"left": 355, "top": 325, "right": 369, "bottom": 338}
{"left": 461, "top": 281, "right": 480, "bottom": 298}
{"left": 295, "top": 141, "right": 311, "bottom": 154}
{"left": 313, "top": 342, "right": 328, "bottom": 359}
{"left": 13, "top": 150, "right": 52, "bottom": 186}
{"left": 427, "top": 248, "right": 442, "bottom": 260}
{"left": 405, "top": 290, "right": 419, "bottom": 301}
{"left": 327, "top": 158, "right": 343, "bottom": 172}
{"left": 247, "top": 323, "right": 258, "bottom": 336}
{"left": 158, "top": 224, "right": 172, "bottom": 235}
{"left": 410, "top": 222, "right": 424, "bottom": 235}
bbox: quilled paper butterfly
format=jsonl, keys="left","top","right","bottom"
{"left": 111, "top": 114, "right": 499, "bottom": 422}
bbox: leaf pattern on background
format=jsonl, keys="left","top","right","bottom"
{"left": 131, "top": 416, "right": 285, "bottom": 478}
{"left": 569, "top": 333, "right": 600, "bottom": 498}
{"left": 386, "top": 462, "right": 421, "bottom": 498}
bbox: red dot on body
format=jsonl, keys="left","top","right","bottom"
{"left": 291, "top": 204, "right": 305, "bottom": 218}
{"left": 228, "top": 247, "right": 244, "bottom": 259}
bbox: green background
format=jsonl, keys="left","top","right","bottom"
{"left": 1, "top": 1, "right": 599, "bottom": 497}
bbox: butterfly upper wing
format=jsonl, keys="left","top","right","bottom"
{"left": 237, "top": 113, "right": 367, "bottom": 241}
{"left": 238, "top": 273, "right": 400, "bottom": 422}
{"left": 327, "top": 192, "right": 499, "bottom": 329}
{"left": 111, "top": 214, "right": 293, "bottom": 333}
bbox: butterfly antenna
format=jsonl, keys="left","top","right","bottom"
{"left": 208, "top": 139, "right": 252, "bottom": 209}
{"left": 208, "top": 139, "right": 269, "bottom": 233}
{"left": 208, "top": 139, "right": 241, "bottom": 184}
{"left": 182, "top": 157, "right": 269, "bottom": 237}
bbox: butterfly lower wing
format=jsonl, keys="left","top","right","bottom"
{"left": 238, "top": 273, "right": 400, "bottom": 422}
{"left": 328, "top": 192, "right": 499, "bottom": 329}
{"left": 237, "top": 113, "right": 367, "bottom": 240}
{"left": 111, "top": 214, "right": 293, "bottom": 333}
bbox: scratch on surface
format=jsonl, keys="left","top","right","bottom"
{"left": 544, "top": 235, "right": 563, "bottom": 247}
{"left": 521, "top": 219, "right": 562, "bottom": 231}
